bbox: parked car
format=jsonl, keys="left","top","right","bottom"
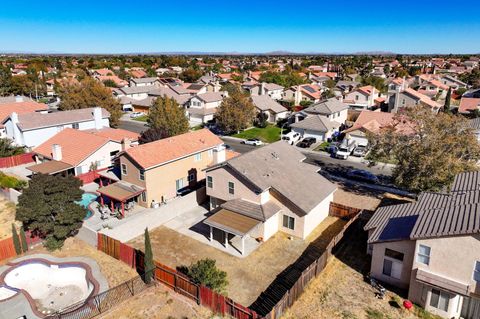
{"left": 242, "top": 138, "right": 264, "bottom": 146}
{"left": 335, "top": 140, "right": 356, "bottom": 159}
{"left": 347, "top": 169, "right": 379, "bottom": 184}
{"left": 282, "top": 132, "right": 301, "bottom": 145}
{"left": 130, "top": 111, "right": 145, "bottom": 118}
{"left": 297, "top": 137, "right": 317, "bottom": 148}
{"left": 353, "top": 145, "right": 368, "bottom": 157}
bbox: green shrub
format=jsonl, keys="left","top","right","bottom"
{"left": 12, "top": 224, "right": 22, "bottom": 255}
{"left": 20, "top": 227, "right": 28, "bottom": 252}
{"left": 187, "top": 258, "right": 228, "bottom": 294}
{"left": 0, "top": 172, "right": 27, "bottom": 190}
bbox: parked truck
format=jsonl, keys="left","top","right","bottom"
{"left": 335, "top": 139, "right": 357, "bottom": 160}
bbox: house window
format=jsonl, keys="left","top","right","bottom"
{"left": 194, "top": 153, "right": 202, "bottom": 162}
{"left": 402, "top": 99, "right": 406, "bottom": 105}
{"left": 121, "top": 163, "right": 127, "bottom": 175}
{"left": 382, "top": 248, "right": 404, "bottom": 279}
{"left": 208, "top": 149, "right": 213, "bottom": 157}
{"left": 430, "top": 289, "right": 450, "bottom": 312}
{"left": 228, "top": 182, "right": 234, "bottom": 194}
{"left": 72, "top": 123, "right": 79, "bottom": 129}
{"left": 283, "top": 215, "right": 295, "bottom": 230}
{"left": 175, "top": 178, "right": 184, "bottom": 191}
{"left": 207, "top": 176, "right": 213, "bottom": 188}
{"left": 473, "top": 261, "right": 480, "bottom": 282}
{"left": 417, "top": 245, "right": 431, "bottom": 265}
{"left": 355, "top": 95, "right": 359, "bottom": 101}
{"left": 141, "top": 192, "right": 146, "bottom": 202}
{"left": 188, "top": 173, "right": 195, "bottom": 182}
{"left": 139, "top": 170, "right": 145, "bottom": 181}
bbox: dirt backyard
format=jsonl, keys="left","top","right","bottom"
{"left": 0, "top": 198, "right": 20, "bottom": 240}
{"left": 129, "top": 216, "right": 347, "bottom": 307}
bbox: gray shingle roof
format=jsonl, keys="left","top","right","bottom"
{"left": 290, "top": 115, "right": 340, "bottom": 132}
{"left": 211, "top": 141, "right": 337, "bottom": 216}
{"left": 468, "top": 118, "right": 480, "bottom": 130}
{"left": 251, "top": 95, "right": 288, "bottom": 114}
{"left": 131, "top": 77, "right": 158, "bottom": 84}
{"left": 365, "top": 171, "right": 480, "bottom": 243}
{"left": 195, "top": 92, "right": 226, "bottom": 103}
{"left": 264, "top": 83, "right": 284, "bottom": 91}
{"left": 304, "top": 98, "right": 349, "bottom": 115}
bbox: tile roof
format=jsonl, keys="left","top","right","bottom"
{"left": 124, "top": 129, "right": 223, "bottom": 170}
{"left": 85, "top": 127, "right": 139, "bottom": 143}
{"left": 195, "top": 92, "right": 227, "bottom": 103}
{"left": 251, "top": 95, "right": 288, "bottom": 114}
{"left": 304, "top": 98, "right": 348, "bottom": 115}
{"left": 0, "top": 100, "right": 47, "bottom": 122}
{"left": 130, "top": 77, "right": 158, "bottom": 84}
{"left": 264, "top": 83, "right": 284, "bottom": 91}
{"left": 459, "top": 97, "right": 480, "bottom": 114}
{"left": 290, "top": 115, "right": 341, "bottom": 132}
{"left": 211, "top": 141, "right": 337, "bottom": 216}
{"left": 365, "top": 171, "right": 480, "bottom": 243}
{"left": 403, "top": 88, "right": 441, "bottom": 109}
{"left": 10, "top": 108, "right": 110, "bottom": 131}
{"left": 344, "top": 110, "right": 413, "bottom": 135}
{"left": 33, "top": 128, "right": 110, "bottom": 166}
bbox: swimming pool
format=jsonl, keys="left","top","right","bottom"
{"left": 76, "top": 193, "right": 98, "bottom": 219}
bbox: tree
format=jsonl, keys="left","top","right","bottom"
{"left": 361, "top": 76, "right": 386, "bottom": 93}
{"left": 259, "top": 71, "right": 306, "bottom": 88}
{"left": 12, "top": 224, "right": 21, "bottom": 255}
{"left": 0, "top": 65, "right": 13, "bottom": 96}
{"left": 16, "top": 174, "right": 85, "bottom": 250}
{"left": 187, "top": 258, "right": 228, "bottom": 294}
{"left": 139, "top": 127, "right": 169, "bottom": 144}
{"left": 102, "top": 79, "right": 117, "bottom": 88}
{"left": 444, "top": 87, "right": 451, "bottom": 113}
{"left": 216, "top": 90, "right": 256, "bottom": 133}
{"left": 20, "top": 227, "right": 28, "bottom": 253}
{"left": 254, "top": 112, "right": 268, "bottom": 128}
{"left": 58, "top": 78, "right": 123, "bottom": 127}
{"left": 0, "top": 138, "right": 25, "bottom": 157}
{"left": 143, "top": 227, "right": 154, "bottom": 284}
{"left": 179, "top": 68, "right": 202, "bottom": 82}
{"left": 367, "top": 106, "right": 480, "bottom": 193}
{"left": 147, "top": 95, "right": 189, "bottom": 137}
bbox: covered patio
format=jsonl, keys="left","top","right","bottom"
{"left": 97, "top": 181, "right": 145, "bottom": 218}
{"left": 204, "top": 208, "right": 261, "bottom": 256}
{"left": 27, "top": 160, "right": 75, "bottom": 176}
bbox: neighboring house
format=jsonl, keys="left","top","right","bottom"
{"left": 113, "top": 86, "right": 153, "bottom": 100}
{"left": 364, "top": 171, "right": 480, "bottom": 319}
{"left": 129, "top": 77, "right": 160, "bottom": 87}
{"left": 458, "top": 98, "right": 480, "bottom": 115}
{"left": 390, "top": 88, "right": 441, "bottom": 113}
{"left": 2, "top": 107, "right": 110, "bottom": 148}
{"left": 334, "top": 80, "right": 360, "bottom": 96}
{"left": 303, "top": 98, "right": 349, "bottom": 124}
{"left": 290, "top": 115, "right": 341, "bottom": 142}
{"left": 468, "top": 118, "right": 480, "bottom": 141}
{"left": 464, "top": 89, "right": 480, "bottom": 99}
{"left": 343, "top": 110, "right": 412, "bottom": 146}
{"left": 0, "top": 97, "right": 48, "bottom": 138}
{"left": 204, "top": 142, "right": 337, "bottom": 254}
{"left": 95, "top": 75, "right": 128, "bottom": 88}
{"left": 101, "top": 129, "right": 224, "bottom": 209}
{"left": 186, "top": 92, "right": 228, "bottom": 124}
{"left": 418, "top": 79, "right": 449, "bottom": 99}
{"left": 251, "top": 82, "right": 284, "bottom": 100}
{"left": 251, "top": 95, "right": 289, "bottom": 123}
{"left": 30, "top": 128, "right": 138, "bottom": 176}
{"left": 284, "top": 84, "right": 323, "bottom": 105}
{"left": 90, "top": 68, "right": 113, "bottom": 77}
{"left": 343, "top": 85, "right": 380, "bottom": 110}
{"left": 440, "top": 75, "right": 468, "bottom": 90}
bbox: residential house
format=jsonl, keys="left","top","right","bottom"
{"left": 251, "top": 95, "right": 289, "bottom": 123}
{"left": 103, "top": 129, "right": 224, "bottom": 209}
{"left": 334, "top": 80, "right": 360, "bottom": 96}
{"left": 204, "top": 142, "right": 337, "bottom": 254}
{"left": 390, "top": 88, "right": 441, "bottom": 113}
{"left": 440, "top": 75, "right": 468, "bottom": 90}
{"left": 344, "top": 85, "right": 381, "bottom": 110}
{"left": 418, "top": 79, "right": 449, "bottom": 99}
{"left": 0, "top": 97, "right": 48, "bottom": 138}
{"left": 30, "top": 128, "right": 138, "bottom": 176}
{"left": 459, "top": 97, "right": 480, "bottom": 115}
{"left": 95, "top": 75, "right": 128, "bottom": 88}
{"left": 251, "top": 82, "right": 284, "bottom": 100}
{"left": 303, "top": 98, "right": 349, "bottom": 124}
{"left": 2, "top": 107, "right": 110, "bottom": 148}
{"left": 129, "top": 77, "right": 160, "bottom": 87}
{"left": 284, "top": 84, "right": 323, "bottom": 105}
{"left": 364, "top": 171, "right": 480, "bottom": 319}
{"left": 186, "top": 92, "right": 228, "bottom": 124}
{"left": 290, "top": 114, "right": 341, "bottom": 142}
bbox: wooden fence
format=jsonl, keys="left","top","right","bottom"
{"left": 0, "top": 152, "right": 35, "bottom": 168}
{"left": 329, "top": 202, "right": 362, "bottom": 219}
{"left": 0, "top": 230, "right": 42, "bottom": 262}
{"left": 94, "top": 208, "right": 363, "bottom": 319}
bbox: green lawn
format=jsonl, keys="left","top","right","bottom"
{"left": 232, "top": 125, "right": 283, "bottom": 143}
{"left": 132, "top": 115, "right": 148, "bottom": 122}
{"left": 313, "top": 141, "right": 330, "bottom": 152}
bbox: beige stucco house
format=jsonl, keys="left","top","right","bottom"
{"left": 365, "top": 171, "right": 480, "bottom": 319}
{"left": 204, "top": 142, "right": 337, "bottom": 255}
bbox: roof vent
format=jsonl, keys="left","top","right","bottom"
{"left": 271, "top": 152, "right": 280, "bottom": 160}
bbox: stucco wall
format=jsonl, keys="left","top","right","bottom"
{"left": 303, "top": 191, "right": 334, "bottom": 238}
{"left": 75, "top": 141, "right": 121, "bottom": 175}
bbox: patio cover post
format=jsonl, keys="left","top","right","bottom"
{"left": 110, "top": 199, "right": 114, "bottom": 212}
{"left": 121, "top": 201, "right": 125, "bottom": 218}
{"left": 224, "top": 231, "right": 228, "bottom": 249}
{"left": 100, "top": 195, "right": 104, "bottom": 206}
{"left": 209, "top": 226, "right": 213, "bottom": 242}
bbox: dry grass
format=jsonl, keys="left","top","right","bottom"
{"left": 333, "top": 188, "right": 382, "bottom": 211}
{"left": 98, "top": 284, "right": 214, "bottom": 319}
{"left": 129, "top": 216, "right": 346, "bottom": 306}
{"left": 1, "top": 237, "right": 138, "bottom": 288}
{"left": 0, "top": 198, "right": 20, "bottom": 240}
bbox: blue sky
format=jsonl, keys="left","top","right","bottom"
{"left": 1, "top": 0, "right": 479, "bottom": 54}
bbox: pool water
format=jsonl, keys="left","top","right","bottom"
{"left": 76, "top": 193, "right": 98, "bottom": 219}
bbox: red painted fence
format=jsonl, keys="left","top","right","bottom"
{"left": 76, "top": 168, "right": 107, "bottom": 185}
{"left": 0, "top": 152, "right": 35, "bottom": 168}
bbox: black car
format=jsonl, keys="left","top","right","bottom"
{"left": 297, "top": 137, "right": 317, "bottom": 148}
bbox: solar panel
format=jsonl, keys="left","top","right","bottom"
{"left": 378, "top": 215, "right": 418, "bottom": 241}
{"left": 304, "top": 86, "right": 317, "bottom": 93}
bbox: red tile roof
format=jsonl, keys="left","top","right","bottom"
{"left": 459, "top": 98, "right": 480, "bottom": 114}
{"left": 124, "top": 129, "right": 223, "bottom": 169}
{"left": 0, "top": 101, "right": 47, "bottom": 122}
{"left": 85, "top": 127, "right": 139, "bottom": 143}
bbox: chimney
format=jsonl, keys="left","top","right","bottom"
{"left": 93, "top": 107, "right": 103, "bottom": 130}
{"left": 11, "top": 112, "right": 18, "bottom": 124}
{"left": 260, "top": 82, "right": 266, "bottom": 96}
{"left": 121, "top": 138, "right": 132, "bottom": 151}
{"left": 294, "top": 86, "right": 301, "bottom": 106}
{"left": 15, "top": 95, "right": 23, "bottom": 103}
{"left": 52, "top": 144, "right": 62, "bottom": 161}
{"left": 213, "top": 145, "right": 226, "bottom": 164}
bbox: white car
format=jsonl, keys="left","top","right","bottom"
{"left": 130, "top": 111, "right": 145, "bottom": 118}
{"left": 242, "top": 138, "right": 264, "bottom": 146}
{"left": 282, "top": 132, "right": 301, "bottom": 145}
